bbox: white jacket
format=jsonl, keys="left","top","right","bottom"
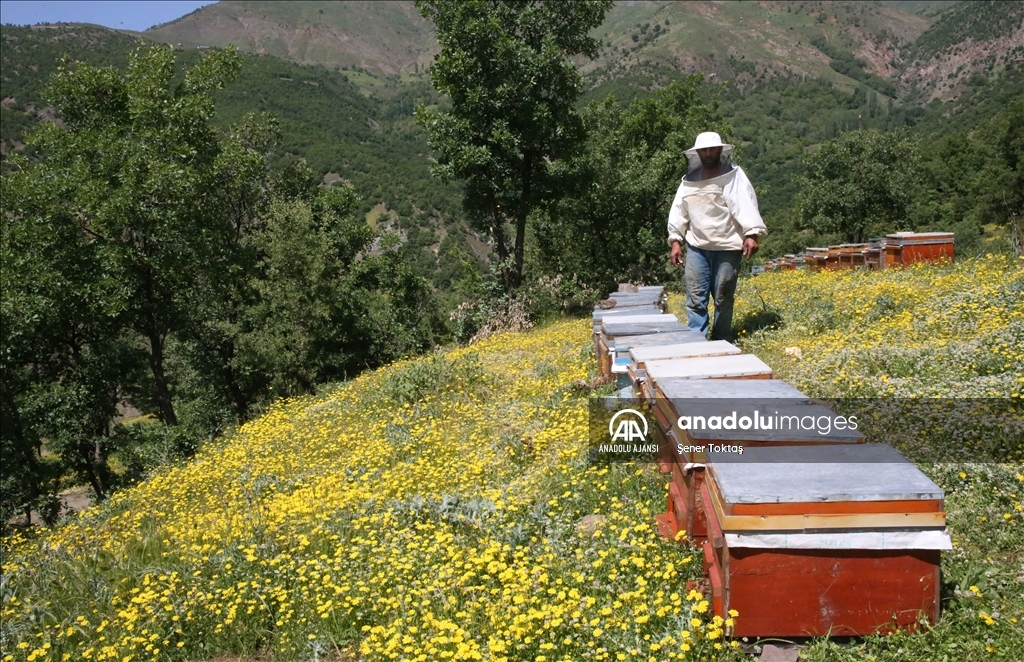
{"left": 667, "top": 164, "right": 767, "bottom": 251}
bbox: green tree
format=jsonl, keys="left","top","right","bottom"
{"left": 33, "top": 45, "right": 256, "bottom": 426}
{"left": 1, "top": 46, "right": 279, "bottom": 509}
{"left": 795, "top": 129, "right": 920, "bottom": 243}
{"left": 415, "top": 0, "right": 612, "bottom": 290}
{"left": 984, "top": 99, "right": 1024, "bottom": 244}
{"left": 1, "top": 152, "right": 140, "bottom": 508}
{"left": 236, "top": 175, "right": 373, "bottom": 396}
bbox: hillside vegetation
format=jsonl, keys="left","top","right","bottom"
{"left": 3, "top": 256, "right": 1023, "bottom": 662}
{"left": 2, "top": 0, "right": 1022, "bottom": 548}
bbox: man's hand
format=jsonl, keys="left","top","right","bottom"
{"left": 670, "top": 241, "right": 684, "bottom": 266}
{"left": 742, "top": 236, "right": 759, "bottom": 258}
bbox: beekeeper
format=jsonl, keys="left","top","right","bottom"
{"left": 668, "top": 131, "right": 767, "bottom": 341}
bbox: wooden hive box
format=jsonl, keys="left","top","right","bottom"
{"left": 866, "top": 238, "right": 886, "bottom": 270}
{"left": 701, "top": 444, "right": 949, "bottom": 638}
{"left": 610, "top": 331, "right": 708, "bottom": 396}
{"left": 599, "top": 318, "right": 687, "bottom": 377}
{"left": 886, "top": 232, "right": 954, "bottom": 266}
{"left": 628, "top": 340, "right": 740, "bottom": 384}
{"left": 806, "top": 247, "right": 829, "bottom": 271}
{"left": 592, "top": 306, "right": 663, "bottom": 366}
{"left": 825, "top": 246, "right": 842, "bottom": 269}
{"left": 838, "top": 244, "right": 868, "bottom": 269}
{"left": 597, "top": 314, "right": 681, "bottom": 378}
{"left": 650, "top": 387, "right": 863, "bottom": 545}
{"left": 649, "top": 378, "right": 811, "bottom": 541}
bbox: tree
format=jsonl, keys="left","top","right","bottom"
{"left": 795, "top": 129, "right": 920, "bottom": 243}
{"left": 1, "top": 46, "right": 278, "bottom": 508}
{"left": 1, "top": 150, "right": 140, "bottom": 508}
{"left": 415, "top": 0, "right": 612, "bottom": 290}
{"left": 32, "top": 45, "right": 259, "bottom": 426}
{"left": 236, "top": 172, "right": 373, "bottom": 396}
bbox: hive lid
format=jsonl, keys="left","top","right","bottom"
{"left": 654, "top": 379, "right": 810, "bottom": 401}
{"left": 630, "top": 340, "right": 739, "bottom": 364}
{"left": 602, "top": 320, "right": 687, "bottom": 337}
{"left": 645, "top": 354, "right": 772, "bottom": 381}
{"left": 591, "top": 306, "right": 663, "bottom": 322}
{"left": 611, "top": 330, "right": 708, "bottom": 350}
{"left": 724, "top": 530, "right": 952, "bottom": 550}
{"left": 708, "top": 444, "right": 944, "bottom": 503}
{"left": 608, "top": 291, "right": 664, "bottom": 305}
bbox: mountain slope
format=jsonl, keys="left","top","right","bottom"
{"left": 0, "top": 24, "right": 140, "bottom": 153}
{"left": 899, "top": 0, "right": 1024, "bottom": 101}
{"left": 145, "top": 1, "right": 955, "bottom": 97}
{"left": 145, "top": 0, "right": 436, "bottom": 75}
{"left": 584, "top": 0, "right": 933, "bottom": 89}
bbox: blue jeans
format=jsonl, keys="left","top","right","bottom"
{"left": 685, "top": 243, "right": 742, "bottom": 341}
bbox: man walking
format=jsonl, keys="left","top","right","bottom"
{"left": 668, "top": 132, "right": 766, "bottom": 341}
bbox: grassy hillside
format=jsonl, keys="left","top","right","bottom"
{"left": 3, "top": 256, "right": 1022, "bottom": 661}
{"left": 145, "top": 1, "right": 437, "bottom": 76}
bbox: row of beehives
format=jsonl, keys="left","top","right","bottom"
{"left": 754, "top": 231, "right": 955, "bottom": 274}
{"left": 592, "top": 285, "right": 950, "bottom": 638}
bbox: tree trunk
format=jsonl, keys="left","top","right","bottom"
{"left": 491, "top": 203, "right": 512, "bottom": 291}
{"left": 146, "top": 324, "right": 178, "bottom": 426}
{"left": 222, "top": 353, "right": 249, "bottom": 420}
{"left": 511, "top": 155, "right": 533, "bottom": 290}
{"left": 512, "top": 210, "right": 527, "bottom": 290}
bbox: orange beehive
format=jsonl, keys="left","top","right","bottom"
{"left": 700, "top": 444, "right": 949, "bottom": 637}
{"left": 885, "top": 232, "right": 955, "bottom": 266}
{"left": 825, "top": 246, "right": 842, "bottom": 269}
{"left": 806, "top": 247, "right": 829, "bottom": 271}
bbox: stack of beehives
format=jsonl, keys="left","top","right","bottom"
{"left": 756, "top": 232, "right": 954, "bottom": 276}
{"left": 592, "top": 285, "right": 952, "bottom": 638}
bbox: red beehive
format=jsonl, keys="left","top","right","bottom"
{"left": 700, "top": 444, "right": 949, "bottom": 637}
{"left": 885, "top": 232, "right": 955, "bottom": 266}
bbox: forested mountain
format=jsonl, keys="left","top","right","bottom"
{"left": 901, "top": 0, "right": 1024, "bottom": 101}
{"left": 3, "top": 0, "right": 1022, "bottom": 269}
{"left": 1, "top": 23, "right": 485, "bottom": 287}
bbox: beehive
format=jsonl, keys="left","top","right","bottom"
{"left": 701, "top": 444, "right": 949, "bottom": 637}
{"left": 885, "top": 232, "right": 955, "bottom": 267}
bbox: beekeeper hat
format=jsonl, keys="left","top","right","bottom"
{"left": 683, "top": 131, "right": 734, "bottom": 174}
{"left": 684, "top": 131, "right": 734, "bottom": 155}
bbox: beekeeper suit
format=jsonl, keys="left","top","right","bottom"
{"left": 667, "top": 132, "right": 766, "bottom": 341}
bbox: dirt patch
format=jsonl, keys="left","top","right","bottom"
{"left": 6, "top": 485, "right": 94, "bottom": 528}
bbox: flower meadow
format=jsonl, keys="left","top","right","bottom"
{"left": 1, "top": 323, "right": 735, "bottom": 662}
{"left": 3, "top": 255, "right": 1023, "bottom": 662}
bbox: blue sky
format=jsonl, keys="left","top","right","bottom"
{"left": 0, "top": 1, "right": 217, "bottom": 32}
